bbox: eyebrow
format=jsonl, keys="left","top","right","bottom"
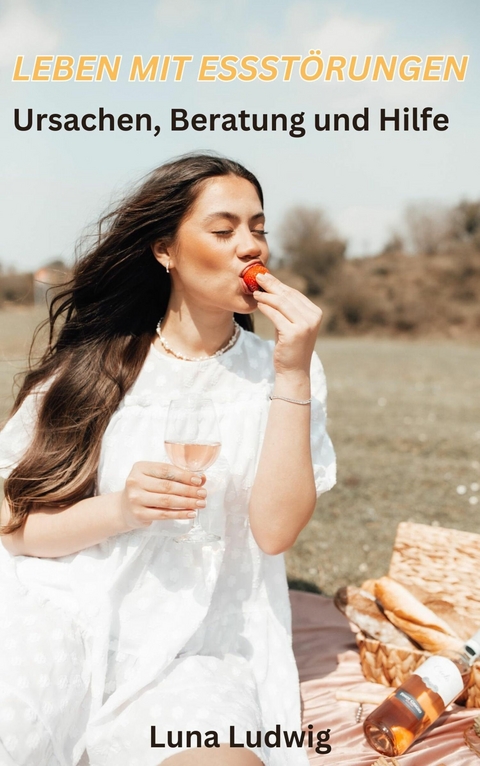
{"left": 202, "top": 211, "right": 265, "bottom": 224}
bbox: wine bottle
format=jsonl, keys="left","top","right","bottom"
{"left": 364, "top": 629, "right": 480, "bottom": 756}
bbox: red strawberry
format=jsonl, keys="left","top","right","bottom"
{"left": 242, "top": 263, "right": 269, "bottom": 293}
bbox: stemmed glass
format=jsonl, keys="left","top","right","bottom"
{"left": 164, "top": 394, "right": 221, "bottom": 544}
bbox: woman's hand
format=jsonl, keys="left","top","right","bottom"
{"left": 248, "top": 271, "right": 321, "bottom": 554}
{"left": 253, "top": 271, "right": 322, "bottom": 376}
{"left": 0, "top": 464, "right": 207, "bottom": 558}
{"left": 119, "top": 462, "right": 207, "bottom": 529}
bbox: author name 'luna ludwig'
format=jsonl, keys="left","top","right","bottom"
{"left": 150, "top": 724, "right": 332, "bottom": 754}
{"left": 13, "top": 106, "right": 448, "bottom": 137}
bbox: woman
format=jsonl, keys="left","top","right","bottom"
{"left": 0, "top": 154, "right": 336, "bottom": 766}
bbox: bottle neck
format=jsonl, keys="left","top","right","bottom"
{"left": 464, "top": 630, "right": 480, "bottom": 666}
{"left": 433, "top": 631, "right": 480, "bottom": 672}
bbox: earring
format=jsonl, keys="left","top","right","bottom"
{"left": 166, "top": 260, "right": 170, "bottom": 274}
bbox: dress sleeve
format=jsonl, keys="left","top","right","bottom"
{"left": 0, "top": 392, "right": 42, "bottom": 480}
{"left": 310, "top": 350, "right": 336, "bottom": 496}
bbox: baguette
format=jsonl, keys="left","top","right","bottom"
{"left": 366, "top": 578, "right": 478, "bottom": 640}
{"left": 374, "top": 576, "right": 463, "bottom": 653}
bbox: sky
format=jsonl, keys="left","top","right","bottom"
{"left": 0, "top": 0, "right": 479, "bottom": 270}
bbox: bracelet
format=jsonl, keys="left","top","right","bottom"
{"left": 269, "top": 395, "right": 312, "bottom": 405}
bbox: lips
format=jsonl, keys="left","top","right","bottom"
{"left": 240, "top": 261, "right": 264, "bottom": 278}
{"left": 241, "top": 262, "right": 269, "bottom": 293}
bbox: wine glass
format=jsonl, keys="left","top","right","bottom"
{"left": 164, "top": 394, "right": 221, "bottom": 544}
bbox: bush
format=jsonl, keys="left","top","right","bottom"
{"left": 0, "top": 274, "right": 34, "bottom": 306}
{"left": 279, "top": 207, "right": 346, "bottom": 295}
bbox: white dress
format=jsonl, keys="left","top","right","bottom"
{"left": 0, "top": 328, "right": 336, "bottom": 766}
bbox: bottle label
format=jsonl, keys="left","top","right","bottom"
{"left": 395, "top": 689, "right": 425, "bottom": 720}
{"left": 413, "top": 656, "right": 464, "bottom": 706}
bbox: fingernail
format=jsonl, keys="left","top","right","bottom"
{"left": 196, "top": 500, "right": 206, "bottom": 508}
{"left": 197, "top": 489, "right": 207, "bottom": 498}
{"left": 187, "top": 511, "right": 197, "bottom": 518}
{"left": 191, "top": 476, "right": 202, "bottom": 485}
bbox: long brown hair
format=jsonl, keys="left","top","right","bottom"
{"left": 2, "top": 153, "right": 262, "bottom": 535}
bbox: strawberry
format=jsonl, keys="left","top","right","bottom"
{"left": 242, "top": 263, "right": 269, "bottom": 293}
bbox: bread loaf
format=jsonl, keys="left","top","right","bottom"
{"left": 374, "top": 576, "right": 464, "bottom": 653}
{"left": 334, "top": 586, "right": 417, "bottom": 648}
{"left": 365, "top": 577, "right": 478, "bottom": 640}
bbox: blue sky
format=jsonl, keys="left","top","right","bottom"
{"left": 1, "top": 0, "right": 479, "bottom": 269}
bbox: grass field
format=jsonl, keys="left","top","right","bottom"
{"left": 1, "top": 306, "right": 479, "bottom": 596}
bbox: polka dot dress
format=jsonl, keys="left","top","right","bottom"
{"left": 0, "top": 329, "right": 336, "bottom": 765}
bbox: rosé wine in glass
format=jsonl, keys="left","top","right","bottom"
{"left": 164, "top": 395, "right": 221, "bottom": 544}
{"left": 164, "top": 442, "right": 221, "bottom": 473}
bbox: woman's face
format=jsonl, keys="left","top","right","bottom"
{"left": 154, "top": 175, "right": 269, "bottom": 315}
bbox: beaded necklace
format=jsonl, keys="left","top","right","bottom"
{"left": 155, "top": 318, "right": 241, "bottom": 362}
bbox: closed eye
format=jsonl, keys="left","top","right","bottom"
{"left": 212, "top": 229, "right": 268, "bottom": 239}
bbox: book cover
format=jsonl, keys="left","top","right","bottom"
{"left": 0, "top": 2, "right": 479, "bottom": 764}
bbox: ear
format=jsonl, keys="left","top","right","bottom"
{"left": 151, "top": 240, "right": 172, "bottom": 269}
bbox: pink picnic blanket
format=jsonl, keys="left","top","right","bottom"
{"left": 291, "top": 591, "right": 479, "bottom": 765}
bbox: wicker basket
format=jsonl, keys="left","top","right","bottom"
{"left": 356, "top": 521, "right": 480, "bottom": 708}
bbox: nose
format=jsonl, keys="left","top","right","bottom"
{"left": 236, "top": 226, "right": 263, "bottom": 259}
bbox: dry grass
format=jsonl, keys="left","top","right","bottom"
{"left": 255, "top": 311, "right": 480, "bottom": 595}
{"left": 1, "top": 307, "right": 479, "bottom": 599}
{"left": 0, "top": 306, "right": 48, "bottom": 419}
